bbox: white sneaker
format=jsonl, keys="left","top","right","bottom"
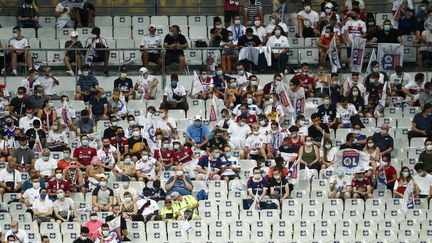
{"left": 77, "top": 70, "right": 82, "bottom": 75}
{"left": 66, "top": 70, "right": 75, "bottom": 76}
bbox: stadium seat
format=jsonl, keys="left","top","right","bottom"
{"left": 239, "top": 210, "right": 259, "bottom": 221}
{"left": 299, "top": 49, "right": 319, "bottom": 64}
{"left": 38, "top": 27, "right": 56, "bottom": 39}
{"left": 132, "top": 16, "right": 151, "bottom": 28}
{"left": 403, "top": 107, "right": 421, "bottom": 117}
{"left": 114, "top": 16, "right": 132, "bottom": 27}
{"left": 383, "top": 107, "right": 402, "bottom": 118}
{"left": 0, "top": 16, "right": 16, "bottom": 27}
{"left": 184, "top": 49, "right": 203, "bottom": 65}
{"left": 384, "top": 209, "right": 405, "bottom": 223}
{"left": 151, "top": 16, "right": 169, "bottom": 26}
{"left": 39, "top": 16, "right": 56, "bottom": 28}
{"left": 188, "top": 16, "right": 207, "bottom": 26}
{"left": 170, "top": 16, "right": 188, "bottom": 26}
{"left": 40, "top": 222, "right": 61, "bottom": 235}
{"left": 61, "top": 222, "right": 80, "bottom": 234}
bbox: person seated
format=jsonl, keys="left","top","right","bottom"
{"left": 185, "top": 115, "right": 210, "bottom": 150}
{"left": 241, "top": 122, "right": 268, "bottom": 160}
{"left": 329, "top": 171, "right": 352, "bottom": 199}
{"left": 319, "top": 2, "right": 341, "bottom": 30}
{"left": 47, "top": 167, "right": 71, "bottom": 200}
{"left": 298, "top": 136, "right": 321, "bottom": 170}
{"left": 84, "top": 27, "right": 110, "bottom": 75}
{"left": 134, "top": 67, "right": 159, "bottom": 100}
{"left": 161, "top": 73, "right": 189, "bottom": 112}
{"left": 154, "top": 137, "right": 175, "bottom": 170}
{"left": 88, "top": 88, "right": 109, "bottom": 121}
{"left": 372, "top": 124, "right": 394, "bottom": 157}
{"left": 227, "top": 114, "right": 251, "bottom": 150}
{"left": 140, "top": 24, "right": 163, "bottom": 74}
{"left": 191, "top": 68, "right": 214, "bottom": 100}
{"left": 7, "top": 27, "right": 32, "bottom": 76}
{"left": 56, "top": 95, "right": 77, "bottom": 131}
{"left": 31, "top": 187, "right": 55, "bottom": 224}
{"left": 370, "top": 19, "right": 404, "bottom": 44}
{"left": 165, "top": 166, "right": 193, "bottom": 195}
{"left": 53, "top": 189, "right": 77, "bottom": 224}
{"left": 113, "top": 66, "right": 133, "bottom": 101}
{"left": 396, "top": 0, "right": 416, "bottom": 35}
{"left": 374, "top": 156, "right": 397, "bottom": 190}
{"left": 75, "top": 64, "right": 99, "bottom": 101}
{"left": 54, "top": 0, "right": 75, "bottom": 29}
{"left": 351, "top": 171, "right": 373, "bottom": 199}
{"left": 91, "top": 176, "right": 114, "bottom": 212}
{"left": 4, "top": 221, "right": 29, "bottom": 243}
{"left": 336, "top": 97, "right": 358, "bottom": 128}
{"left": 245, "top": 166, "right": 268, "bottom": 209}
{"left": 313, "top": 66, "right": 331, "bottom": 98}
{"left": 170, "top": 191, "right": 201, "bottom": 220}
{"left": 268, "top": 169, "right": 291, "bottom": 203}
{"left": 237, "top": 27, "right": 262, "bottom": 47}
{"left": 418, "top": 21, "right": 432, "bottom": 69}
{"left": 227, "top": 15, "right": 246, "bottom": 42}
{"left": 220, "top": 144, "right": 241, "bottom": 182}
{"left": 297, "top": 0, "right": 320, "bottom": 38}
{"left": 105, "top": 204, "right": 130, "bottom": 241}
{"left": 413, "top": 163, "right": 432, "bottom": 199}
{"left": 98, "top": 223, "right": 119, "bottom": 243}
{"left": 317, "top": 26, "right": 340, "bottom": 65}
{"left": 16, "top": 0, "right": 40, "bottom": 29}
{"left": 251, "top": 15, "right": 267, "bottom": 43}
{"left": 75, "top": 1, "right": 95, "bottom": 28}
{"left": 84, "top": 211, "right": 103, "bottom": 240}
{"left": 266, "top": 13, "right": 288, "bottom": 36}
{"left": 63, "top": 161, "right": 86, "bottom": 193}
{"left": 389, "top": 66, "right": 413, "bottom": 96}
{"left": 220, "top": 31, "right": 238, "bottom": 74}
{"left": 225, "top": 77, "right": 246, "bottom": 108}
{"left": 195, "top": 147, "right": 223, "bottom": 181}
{"left": 419, "top": 139, "right": 432, "bottom": 173}
{"left": 393, "top": 166, "right": 417, "bottom": 198}
{"left": 0, "top": 160, "right": 22, "bottom": 197}
{"left": 97, "top": 137, "right": 120, "bottom": 171}
{"left": 135, "top": 149, "right": 162, "bottom": 182}
{"left": 320, "top": 138, "right": 338, "bottom": 169}
{"left": 163, "top": 25, "right": 188, "bottom": 74}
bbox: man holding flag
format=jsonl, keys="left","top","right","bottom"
{"left": 246, "top": 166, "right": 268, "bottom": 210}
{"left": 190, "top": 69, "right": 214, "bottom": 100}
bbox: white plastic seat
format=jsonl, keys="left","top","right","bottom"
{"left": 132, "top": 16, "right": 150, "bottom": 28}
{"left": 0, "top": 16, "right": 16, "bottom": 27}
{"left": 322, "top": 209, "right": 342, "bottom": 223}
{"left": 239, "top": 210, "right": 259, "bottom": 221}
{"left": 11, "top": 212, "right": 32, "bottom": 222}
{"left": 281, "top": 208, "right": 301, "bottom": 221}
{"left": 360, "top": 117, "right": 377, "bottom": 128}
{"left": 259, "top": 209, "right": 280, "bottom": 221}
{"left": 230, "top": 229, "right": 248, "bottom": 241}
{"left": 299, "top": 49, "right": 319, "bottom": 64}
{"left": 376, "top": 229, "right": 397, "bottom": 241}
{"left": 384, "top": 209, "right": 405, "bottom": 223}
{"left": 61, "top": 222, "right": 80, "bottom": 234}
{"left": 249, "top": 220, "right": 271, "bottom": 232}
{"left": 304, "top": 37, "right": 318, "bottom": 47}
{"left": 40, "top": 222, "right": 61, "bottom": 235}
{"left": 218, "top": 209, "right": 238, "bottom": 222}
{"left": 146, "top": 221, "right": 166, "bottom": 233}
{"left": 345, "top": 199, "right": 365, "bottom": 212}
{"left": 365, "top": 198, "right": 385, "bottom": 211}
{"left": 375, "top": 13, "right": 394, "bottom": 26}
{"left": 199, "top": 208, "right": 216, "bottom": 221}
{"left": 150, "top": 16, "right": 169, "bottom": 26}
{"left": 399, "top": 229, "right": 419, "bottom": 240}
{"left": 302, "top": 209, "right": 321, "bottom": 223}
{"left": 291, "top": 190, "right": 309, "bottom": 200}
{"left": 208, "top": 229, "right": 229, "bottom": 241}
{"left": 357, "top": 219, "right": 378, "bottom": 232}
{"left": 39, "top": 16, "right": 56, "bottom": 27}
{"left": 404, "top": 46, "right": 417, "bottom": 62}
{"left": 314, "top": 229, "right": 334, "bottom": 242}
{"left": 95, "top": 16, "right": 113, "bottom": 27}
{"left": 47, "top": 51, "right": 65, "bottom": 66}
{"left": 38, "top": 27, "right": 56, "bottom": 39}
{"left": 27, "top": 232, "right": 41, "bottom": 242}
{"left": 378, "top": 219, "right": 397, "bottom": 230}
{"left": 310, "top": 190, "right": 327, "bottom": 200}
{"left": 168, "top": 109, "right": 186, "bottom": 119}
{"left": 9, "top": 202, "right": 27, "bottom": 213}
{"left": 207, "top": 190, "right": 227, "bottom": 202}
{"left": 293, "top": 229, "right": 313, "bottom": 241}
{"left": 189, "top": 26, "right": 207, "bottom": 39}
{"left": 355, "top": 229, "right": 377, "bottom": 241}
{"left": 377, "top": 117, "right": 397, "bottom": 128}
{"left": 188, "top": 16, "right": 207, "bottom": 26}
{"left": 184, "top": 49, "right": 203, "bottom": 65}
{"left": 250, "top": 230, "right": 271, "bottom": 241}
{"left": 411, "top": 137, "right": 427, "bottom": 147}
{"left": 406, "top": 209, "right": 427, "bottom": 221}
{"left": 335, "top": 228, "right": 354, "bottom": 240}
{"left": 114, "top": 28, "right": 132, "bottom": 39}
{"left": 113, "top": 16, "right": 131, "bottom": 27}
{"left": 342, "top": 210, "right": 363, "bottom": 224}
{"left": 289, "top": 37, "right": 304, "bottom": 47}
{"left": 146, "top": 231, "right": 167, "bottom": 241}
{"left": 373, "top": 189, "right": 392, "bottom": 199}
{"left": 188, "top": 228, "right": 207, "bottom": 241}
{"left": 76, "top": 27, "right": 92, "bottom": 40}
{"left": 403, "top": 106, "right": 421, "bottom": 117}
{"left": 399, "top": 218, "right": 418, "bottom": 231}
{"left": 108, "top": 51, "right": 121, "bottom": 65}
{"left": 314, "top": 219, "right": 335, "bottom": 232}
{"left": 167, "top": 229, "right": 187, "bottom": 241}
{"left": 383, "top": 107, "right": 403, "bottom": 118}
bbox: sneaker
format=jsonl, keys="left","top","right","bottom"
{"left": 103, "top": 69, "right": 109, "bottom": 76}
{"left": 77, "top": 70, "right": 82, "bottom": 75}
{"left": 10, "top": 70, "right": 17, "bottom": 76}
{"left": 0, "top": 68, "right": 5, "bottom": 76}
{"left": 66, "top": 70, "right": 75, "bottom": 76}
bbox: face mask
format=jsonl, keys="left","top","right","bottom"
{"left": 129, "top": 121, "right": 137, "bottom": 126}
{"left": 246, "top": 35, "right": 253, "bottom": 40}
{"left": 56, "top": 173, "right": 62, "bottom": 180}
{"left": 111, "top": 122, "right": 118, "bottom": 127}
{"left": 324, "top": 33, "right": 330, "bottom": 38}
{"left": 259, "top": 120, "right": 266, "bottom": 126}
{"left": 305, "top": 141, "right": 313, "bottom": 146}
{"left": 253, "top": 131, "right": 260, "bottom": 135}
{"left": 426, "top": 145, "right": 432, "bottom": 151}
{"left": 216, "top": 70, "right": 223, "bottom": 76}
{"left": 216, "top": 24, "right": 222, "bottom": 28}
{"left": 372, "top": 67, "right": 380, "bottom": 73}
{"left": 171, "top": 80, "right": 177, "bottom": 88}
{"left": 403, "top": 171, "right": 410, "bottom": 178}
{"left": 82, "top": 71, "right": 89, "bottom": 76}
{"left": 254, "top": 174, "right": 261, "bottom": 180}
{"left": 325, "top": 8, "right": 331, "bottom": 13}
{"left": 20, "top": 145, "right": 27, "bottom": 149}
{"left": 368, "top": 21, "right": 375, "bottom": 26}
{"left": 99, "top": 182, "right": 107, "bottom": 187}
{"left": 254, "top": 20, "right": 261, "bottom": 26}
{"left": 380, "top": 129, "right": 387, "bottom": 135}
{"left": 274, "top": 175, "right": 281, "bottom": 180}
{"left": 201, "top": 75, "right": 208, "bottom": 80}
{"left": 82, "top": 140, "right": 89, "bottom": 146}
{"left": 357, "top": 177, "right": 364, "bottom": 182}
{"left": 239, "top": 121, "right": 246, "bottom": 126}
{"left": 352, "top": 91, "right": 359, "bottom": 97}
{"left": 230, "top": 82, "right": 237, "bottom": 88}
{"left": 92, "top": 34, "right": 98, "bottom": 39}
{"left": 353, "top": 130, "right": 360, "bottom": 135}
{"left": 237, "top": 70, "right": 244, "bottom": 76}
{"left": 338, "top": 171, "right": 344, "bottom": 177}
{"left": 100, "top": 94, "right": 106, "bottom": 99}
{"left": 323, "top": 99, "right": 330, "bottom": 105}
{"left": 291, "top": 132, "right": 298, "bottom": 138}
{"left": 234, "top": 19, "right": 241, "bottom": 25}
{"left": 214, "top": 153, "right": 221, "bottom": 159}
{"left": 17, "top": 94, "right": 24, "bottom": 99}
{"left": 383, "top": 25, "right": 391, "bottom": 31}
{"left": 225, "top": 152, "right": 232, "bottom": 158}
{"left": 163, "top": 143, "right": 169, "bottom": 149}
{"left": 247, "top": 98, "right": 253, "bottom": 105}
{"left": 332, "top": 81, "right": 339, "bottom": 86}
{"left": 173, "top": 144, "right": 180, "bottom": 150}
{"left": 13, "top": 33, "right": 18, "bottom": 38}
{"left": 124, "top": 197, "right": 132, "bottom": 203}
{"left": 40, "top": 193, "right": 47, "bottom": 200}
{"left": 304, "top": 5, "right": 311, "bottom": 11}
{"left": 271, "top": 19, "right": 276, "bottom": 24}
{"left": 251, "top": 80, "right": 258, "bottom": 86}
{"left": 228, "top": 36, "right": 233, "bottom": 41}
{"left": 133, "top": 131, "right": 140, "bottom": 137}
{"left": 275, "top": 29, "right": 281, "bottom": 36}
{"left": 57, "top": 193, "right": 64, "bottom": 199}
{"left": 325, "top": 144, "right": 331, "bottom": 149}
{"left": 81, "top": 237, "right": 88, "bottom": 241}
{"left": 176, "top": 171, "right": 184, "bottom": 177}
{"left": 48, "top": 102, "right": 54, "bottom": 108}
{"left": 42, "top": 156, "right": 49, "bottom": 162}
{"left": 124, "top": 158, "right": 131, "bottom": 163}
{"left": 52, "top": 125, "right": 58, "bottom": 131}
{"left": 381, "top": 161, "right": 388, "bottom": 167}
{"left": 33, "top": 182, "right": 40, "bottom": 189}
{"left": 27, "top": 114, "right": 33, "bottom": 119}
{"left": 142, "top": 155, "right": 149, "bottom": 161}
{"left": 102, "top": 231, "right": 109, "bottom": 237}
{"left": 367, "top": 143, "right": 374, "bottom": 148}
{"left": 62, "top": 153, "right": 70, "bottom": 160}
{"left": 90, "top": 215, "right": 98, "bottom": 221}
{"left": 11, "top": 228, "right": 18, "bottom": 234}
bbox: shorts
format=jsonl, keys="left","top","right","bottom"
{"left": 92, "top": 50, "right": 106, "bottom": 62}
{"left": 143, "top": 52, "right": 161, "bottom": 63}
{"left": 420, "top": 51, "right": 432, "bottom": 61}
{"left": 249, "top": 154, "right": 261, "bottom": 160}
{"left": 221, "top": 174, "right": 238, "bottom": 181}
{"left": 224, "top": 10, "right": 239, "bottom": 24}
{"left": 8, "top": 52, "right": 26, "bottom": 62}
{"left": 165, "top": 53, "right": 183, "bottom": 65}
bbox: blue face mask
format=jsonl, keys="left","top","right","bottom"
{"left": 40, "top": 193, "right": 47, "bottom": 200}
{"left": 171, "top": 80, "right": 177, "bottom": 88}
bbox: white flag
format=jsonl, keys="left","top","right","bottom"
{"left": 350, "top": 38, "right": 366, "bottom": 73}
{"left": 278, "top": 85, "right": 295, "bottom": 115}
{"left": 333, "top": 149, "right": 370, "bottom": 174}
{"left": 402, "top": 180, "right": 415, "bottom": 212}
{"left": 374, "top": 81, "right": 387, "bottom": 118}
{"left": 377, "top": 43, "right": 404, "bottom": 74}
{"left": 190, "top": 70, "right": 204, "bottom": 96}
{"left": 365, "top": 48, "right": 377, "bottom": 76}
{"left": 327, "top": 36, "right": 341, "bottom": 73}
{"left": 209, "top": 96, "right": 227, "bottom": 124}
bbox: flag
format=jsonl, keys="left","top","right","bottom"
{"left": 33, "top": 131, "right": 42, "bottom": 153}
{"left": 345, "top": 77, "right": 352, "bottom": 97}
{"left": 376, "top": 165, "right": 387, "bottom": 191}
{"left": 206, "top": 51, "right": 219, "bottom": 72}
{"left": 365, "top": 48, "right": 377, "bottom": 76}
{"left": 32, "top": 0, "right": 39, "bottom": 12}
{"left": 121, "top": 57, "right": 135, "bottom": 65}
{"left": 377, "top": 43, "right": 404, "bottom": 73}
{"left": 95, "top": 216, "right": 121, "bottom": 243}
{"left": 374, "top": 81, "right": 387, "bottom": 118}
{"left": 85, "top": 46, "right": 96, "bottom": 64}
{"left": 190, "top": 71, "right": 204, "bottom": 96}
{"left": 249, "top": 190, "right": 261, "bottom": 211}
{"left": 278, "top": 86, "right": 295, "bottom": 115}
{"left": 209, "top": 96, "right": 227, "bottom": 124}
{"left": 66, "top": 0, "right": 87, "bottom": 9}
{"left": 303, "top": 166, "right": 315, "bottom": 183}
{"left": 327, "top": 36, "right": 341, "bottom": 73}
{"left": 205, "top": 158, "right": 211, "bottom": 188}
{"left": 402, "top": 180, "right": 415, "bottom": 212}
{"left": 286, "top": 156, "right": 300, "bottom": 185}
{"left": 392, "top": 4, "right": 403, "bottom": 29}
{"left": 350, "top": 38, "right": 366, "bottom": 73}
{"left": 333, "top": 149, "right": 370, "bottom": 173}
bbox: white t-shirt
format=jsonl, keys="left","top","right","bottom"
{"left": 19, "top": 116, "right": 41, "bottom": 132}
{"left": 8, "top": 37, "right": 30, "bottom": 49}
{"left": 156, "top": 117, "right": 177, "bottom": 135}
{"left": 137, "top": 198, "right": 159, "bottom": 217}
{"left": 245, "top": 133, "right": 267, "bottom": 155}
{"left": 320, "top": 12, "right": 341, "bottom": 23}
{"left": 251, "top": 26, "right": 267, "bottom": 42}
{"left": 20, "top": 78, "right": 41, "bottom": 95}
{"left": 342, "top": 19, "right": 367, "bottom": 41}
{"left": 32, "top": 198, "right": 54, "bottom": 213}
{"left": 140, "top": 34, "right": 162, "bottom": 54}
{"left": 228, "top": 122, "right": 251, "bottom": 140}
{"left": 320, "top": 147, "right": 338, "bottom": 163}
{"left": 135, "top": 158, "right": 158, "bottom": 178}
{"left": 135, "top": 74, "right": 157, "bottom": 93}
{"left": 297, "top": 10, "right": 320, "bottom": 28}
{"left": 265, "top": 22, "right": 288, "bottom": 34}
{"left": 4, "top": 229, "right": 28, "bottom": 243}
{"left": 413, "top": 174, "right": 432, "bottom": 195}
{"left": 53, "top": 197, "right": 74, "bottom": 216}
{"left": 403, "top": 81, "right": 424, "bottom": 101}
{"left": 221, "top": 157, "right": 241, "bottom": 176}
{"left": 97, "top": 145, "right": 117, "bottom": 167}
{"left": 85, "top": 36, "right": 108, "bottom": 48}
{"left": 55, "top": 2, "right": 71, "bottom": 22}
{"left": 38, "top": 76, "right": 58, "bottom": 96}
{"left": 345, "top": 0, "right": 365, "bottom": 11}
{"left": 163, "top": 85, "right": 186, "bottom": 102}
{"left": 392, "top": 0, "right": 413, "bottom": 11}
{"left": 336, "top": 104, "right": 358, "bottom": 124}
{"left": 329, "top": 174, "right": 352, "bottom": 191}
{"left": 47, "top": 131, "right": 69, "bottom": 145}
{"left": 389, "top": 72, "right": 412, "bottom": 87}
{"left": 227, "top": 24, "right": 246, "bottom": 41}
{"left": 56, "top": 106, "right": 76, "bottom": 125}
{"left": 266, "top": 35, "right": 290, "bottom": 54}
{"left": 0, "top": 169, "right": 22, "bottom": 184}
{"left": 22, "top": 187, "right": 40, "bottom": 204}
{"left": 34, "top": 158, "right": 58, "bottom": 177}
{"left": 264, "top": 103, "right": 286, "bottom": 118}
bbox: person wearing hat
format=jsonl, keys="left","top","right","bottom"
{"left": 134, "top": 66, "right": 159, "bottom": 100}
{"left": 140, "top": 24, "right": 163, "bottom": 73}
{"left": 113, "top": 66, "right": 133, "bottom": 101}
{"left": 75, "top": 64, "right": 99, "bottom": 101}
{"left": 85, "top": 156, "right": 105, "bottom": 187}
{"left": 62, "top": 159, "right": 86, "bottom": 193}
{"left": 163, "top": 25, "right": 188, "bottom": 74}
{"left": 84, "top": 26, "right": 110, "bottom": 76}
{"left": 64, "top": 31, "right": 83, "bottom": 76}
{"left": 185, "top": 115, "right": 210, "bottom": 150}
{"left": 170, "top": 191, "right": 201, "bottom": 220}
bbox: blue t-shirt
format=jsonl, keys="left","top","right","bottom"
{"left": 197, "top": 155, "right": 222, "bottom": 172}
{"left": 212, "top": 74, "right": 230, "bottom": 93}
{"left": 247, "top": 177, "right": 269, "bottom": 195}
{"left": 372, "top": 133, "right": 394, "bottom": 154}
{"left": 77, "top": 75, "right": 99, "bottom": 91}
{"left": 166, "top": 175, "right": 193, "bottom": 196}
{"left": 186, "top": 124, "right": 210, "bottom": 144}
{"left": 355, "top": 134, "right": 367, "bottom": 150}
{"left": 412, "top": 113, "right": 432, "bottom": 131}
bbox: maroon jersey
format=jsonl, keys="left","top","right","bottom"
{"left": 73, "top": 146, "right": 97, "bottom": 166}
{"left": 173, "top": 147, "right": 194, "bottom": 164}
{"left": 47, "top": 179, "right": 70, "bottom": 193}
{"left": 153, "top": 148, "right": 174, "bottom": 166}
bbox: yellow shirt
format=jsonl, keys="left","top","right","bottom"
{"left": 172, "top": 195, "right": 198, "bottom": 219}
{"left": 160, "top": 207, "right": 176, "bottom": 222}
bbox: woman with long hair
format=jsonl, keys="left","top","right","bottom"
{"left": 393, "top": 166, "right": 419, "bottom": 198}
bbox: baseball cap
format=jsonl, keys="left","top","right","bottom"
{"left": 120, "top": 66, "right": 127, "bottom": 73}
{"left": 70, "top": 31, "right": 78, "bottom": 38}
{"left": 194, "top": 115, "right": 202, "bottom": 121}
{"left": 139, "top": 67, "right": 149, "bottom": 74}
{"left": 149, "top": 24, "right": 156, "bottom": 29}
{"left": 170, "top": 191, "right": 180, "bottom": 200}
{"left": 325, "top": 2, "right": 333, "bottom": 8}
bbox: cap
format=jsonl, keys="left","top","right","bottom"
{"left": 194, "top": 115, "right": 202, "bottom": 121}
{"left": 121, "top": 175, "right": 130, "bottom": 182}
{"left": 70, "top": 31, "right": 78, "bottom": 37}
{"left": 120, "top": 66, "right": 127, "bottom": 73}
{"left": 91, "top": 27, "right": 101, "bottom": 35}
{"left": 172, "top": 139, "right": 181, "bottom": 144}
{"left": 139, "top": 67, "right": 149, "bottom": 74}
{"left": 325, "top": 2, "right": 333, "bottom": 8}
{"left": 170, "top": 191, "right": 180, "bottom": 200}
{"left": 149, "top": 24, "right": 156, "bottom": 29}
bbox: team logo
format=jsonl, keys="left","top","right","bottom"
{"left": 341, "top": 150, "right": 360, "bottom": 169}
{"left": 352, "top": 48, "right": 363, "bottom": 65}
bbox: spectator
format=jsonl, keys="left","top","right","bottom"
{"left": 170, "top": 191, "right": 200, "bottom": 220}
{"left": 161, "top": 73, "right": 188, "bottom": 112}
{"left": 246, "top": 166, "right": 268, "bottom": 205}
{"left": 134, "top": 67, "right": 159, "bottom": 99}
{"left": 191, "top": 68, "right": 214, "bottom": 100}
{"left": 389, "top": 66, "right": 413, "bottom": 96}
{"left": 393, "top": 166, "right": 417, "bottom": 198}
{"left": 292, "top": 63, "right": 314, "bottom": 97}
{"left": 163, "top": 25, "right": 188, "bottom": 74}
{"left": 319, "top": 2, "right": 341, "bottom": 29}
{"left": 269, "top": 169, "right": 290, "bottom": 203}
{"left": 402, "top": 73, "right": 425, "bottom": 104}
{"left": 322, "top": 15, "right": 342, "bottom": 37}
{"left": 88, "top": 88, "right": 109, "bottom": 120}
{"left": 0, "top": 160, "right": 22, "bottom": 196}
{"left": 91, "top": 176, "right": 114, "bottom": 212}
{"left": 347, "top": 87, "right": 364, "bottom": 117}
{"left": 98, "top": 223, "right": 119, "bottom": 243}
{"left": 4, "top": 221, "right": 28, "bottom": 243}
{"left": 108, "top": 89, "right": 127, "bottom": 118}
{"left": 408, "top": 103, "right": 432, "bottom": 141}
{"left": 21, "top": 175, "right": 41, "bottom": 206}
{"left": 105, "top": 204, "right": 129, "bottom": 241}
{"left": 63, "top": 161, "right": 86, "bottom": 193}
{"left": 156, "top": 107, "right": 177, "bottom": 137}
{"left": 47, "top": 167, "right": 70, "bottom": 200}
{"left": 371, "top": 124, "right": 394, "bottom": 157}
{"left": 32, "top": 187, "right": 55, "bottom": 224}
{"left": 85, "top": 27, "right": 110, "bottom": 75}
{"left": 415, "top": 0, "right": 430, "bottom": 39}
{"left": 242, "top": 122, "right": 268, "bottom": 160}
{"left": 114, "top": 66, "right": 133, "bottom": 101}
{"left": 34, "top": 149, "right": 57, "bottom": 179}
{"left": 7, "top": 27, "right": 32, "bottom": 75}
{"left": 340, "top": 133, "right": 361, "bottom": 150}
{"left": 298, "top": 136, "right": 320, "bottom": 170}
{"left": 413, "top": 163, "right": 432, "bottom": 199}
{"left": 83, "top": 211, "right": 103, "bottom": 240}
{"left": 320, "top": 138, "right": 338, "bottom": 169}
{"left": 64, "top": 31, "right": 83, "bottom": 76}
{"left": 365, "top": 13, "right": 379, "bottom": 45}
{"left": 154, "top": 137, "right": 175, "bottom": 169}
{"left": 113, "top": 155, "right": 135, "bottom": 181}
{"left": 266, "top": 13, "right": 288, "bottom": 36}
{"left": 76, "top": 1, "right": 95, "bottom": 28}
{"left": 375, "top": 157, "right": 397, "bottom": 190}
{"left": 344, "top": 0, "right": 365, "bottom": 12}
{"left": 371, "top": 19, "right": 403, "bottom": 44}
{"left": 54, "top": 0, "right": 75, "bottom": 29}
{"left": 28, "top": 85, "right": 48, "bottom": 113}
{"left": 165, "top": 165, "right": 193, "bottom": 195}
{"left": 10, "top": 87, "right": 30, "bottom": 118}
{"left": 208, "top": 129, "right": 228, "bottom": 152}
{"left": 73, "top": 135, "right": 97, "bottom": 167}
{"left": 314, "top": 66, "right": 330, "bottom": 97}
{"left": 364, "top": 136, "right": 380, "bottom": 168}
{"left": 329, "top": 171, "right": 352, "bottom": 199}
{"left": 238, "top": 27, "right": 262, "bottom": 49}
{"left": 251, "top": 16, "right": 267, "bottom": 43}
{"left": 57, "top": 147, "right": 75, "bottom": 169}
{"left": 344, "top": 1, "right": 366, "bottom": 22}
{"left": 21, "top": 168, "right": 45, "bottom": 192}
{"left": 227, "top": 15, "right": 246, "bottom": 41}
{"left": 140, "top": 24, "right": 163, "bottom": 73}
{"left": 102, "top": 115, "right": 118, "bottom": 139}
{"left": 73, "top": 227, "right": 93, "bottom": 243}
{"left": 336, "top": 97, "right": 358, "bottom": 128}
{"left": 419, "top": 139, "right": 432, "bottom": 172}
{"left": 38, "top": 99, "right": 57, "bottom": 131}
{"left": 56, "top": 95, "right": 77, "bottom": 130}
{"left": 243, "top": 0, "right": 263, "bottom": 26}
{"left": 342, "top": 8, "right": 367, "bottom": 60}
{"left": 109, "top": 126, "right": 129, "bottom": 157}
{"left": 210, "top": 16, "right": 229, "bottom": 48}
{"left": 85, "top": 157, "right": 105, "bottom": 187}
{"left": 196, "top": 147, "right": 223, "bottom": 180}
{"left": 114, "top": 175, "right": 137, "bottom": 204}
{"left": 317, "top": 94, "right": 337, "bottom": 128}
{"left": 297, "top": 0, "right": 320, "bottom": 37}
{"left": 25, "top": 119, "right": 46, "bottom": 152}
{"left": 160, "top": 199, "right": 175, "bottom": 222}
{"left": 185, "top": 115, "right": 210, "bottom": 149}
{"left": 16, "top": 0, "right": 40, "bottom": 29}
{"left": 21, "top": 69, "right": 40, "bottom": 96}
{"left": 128, "top": 126, "right": 150, "bottom": 159}
{"left": 38, "top": 66, "right": 59, "bottom": 99}
{"left": 351, "top": 171, "right": 373, "bottom": 199}
{"left": 419, "top": 82, "right": 432, "bottom": 108}
{"left": 53, "top": 188, "right": 77, "bottom": 224}
{"left": 135, "top": 149, "right": 162, "bottom": 182}
{"left": 318, "top": 26, "right": 340, "bottom": 65}
{"left": 136, "top": 188, "right": 159, "bottom": 221}
{"left": 76, "top": 110, "right": 97, "bottom": 136}
{"left": 308, "top": 113, "right": 330, "bottom": 143}
{"left": 97, "top": 137, "right": 120, "bottom": 170}
{"left": 418, "top": 17, "right": 432, "bottom": 69}
{"left": 220, "top": 144, "right": 240, "bottom": 181}
{"left": 224, "top": 0, "right": 241, "bottom": 27}
{"left": 228, "top": 114, "right": 251, "bottom": 149}
{"left": 267, "top": 26, "right": 289, "bottom": 72}
{"left": 220, "top": 31, "right": 238, "bottom": 74}
{"left": 12, "top": 136, "right": 35, "bottom": 171}
{"left": 75, "top": 64, "right": 99, "bottom": 101}
{"left": 396, "top": 0, "right": 416, "bottom": 35}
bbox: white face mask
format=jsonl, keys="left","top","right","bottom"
{"left": 253, "top": 174, "right": 261, "bottom": 180}
{"left": 325, "top": 144, "right": 331, "bottom": 149}
{"left": 299, "top": 120, "right": 305, "bottom": 126}
{"left": 381, "top": 161, "right": 388, "bottom": 167}
{"left": 234, "top": 19, "right": 241, "bottom": 25}
{"left": 33, "top": 182, "right": 40, "bottom": 189}
{"left": 305, "top": 141, "right": 313, "bottom": 146}
{"left": 254, "top": 20, "right": 261, "bottom": 26}
{"left": 367, "top": 143, "right": 374, "bottom": 148}
{"left": 323, "top": 99, "right": 330, "bottom": 105}
{"left": 274, "top": 175, "right": 281, "bottom": 180}
{"left": 124, "top": 197, "right": 132, "bottom": 203}
{"left": 176, "top": 171, "right": 184, "bottom": 177}
{"left": 102, "top": 230, "right": 109, "bottom": 237}
{"left": 13, "top": 33, "right": 18, "bottom": 38}
{"left": 90, "top": 215, "right": 98, "bottom": 221}
{"left": 426, "top": 145, "right": 432, "bottom": 151}
{"left": 132, "top": 131, "right": 140, "bottom": 137}
{"left": 57, "top": 193, "right": 64, "bottom": 199}
{"left": 55, "top": 173, "right": 63, "bottom": 180}
{"left": 304, "top": 5, "right": 311, "bottom": 11}
{"left": 142, "top": 155, "right": 149, "bottom": 161}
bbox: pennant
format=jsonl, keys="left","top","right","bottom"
{"left": 286, "top": 156, "right": 300, "bottom": 185}
{"left": 327, "top": 36, "right": 341, "bottom": 73}
{"left": 33, "top": 130, "right": 42, "bottom": 153}
{"left": 365, "top": 48, "right": 377, "bottom": 76}
{"left": 392, "top": 4, "right": 403, "bottom": 29}
{"left": 377, "top": 43, "right": 404, "bottom": 74}
{"left": 278, "top": 86, "right": 295, "bottom": 115}
{"left": 249, "top": 190, "right": 261, "bottom": 211}
{"left": 350, "top": 38, "right": 366, "bottom": 73}
{"left": 209, "top": 96, "right": 227, "bottom": 124}
{"left": 376, "top": 165, "right": 387, "bottom": 191}
{"left": 190, "top": 71, "right": 204, "bottom": 96}
{"left": 402, "top": 180, "right": 415, "bottom": 212}
{"left": 374, "top": 81, "right": 387, "bottom": 118}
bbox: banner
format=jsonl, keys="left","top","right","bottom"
{"left": 374, "top": 81, "right": 387, "bottom": 118}
{"left": 190, "top": 70, "right": 204, "bottom": 96}
{"left": 209, "top": 96, "right": 227, "bottom": 124}
{"left": 376, "top": 165, "right": 387, "bottom": 190}
{"left": 327, "top": 36, "right": 341, "bottom": 73}
{"left": 285, "top": 156, "right": 300, "bottom": 185}
{"left": 402, "top": 180, "right": 415, "bottom": 212}
{"left": 377, "top": 43, "right": 404, "bottom": 73}
{"left": 278, "top": 86, "right": 295, "bottom": 115}
{"left": 333, "top": 149, "right": 370, "bottom": 173}
{"left": 350, "top": 38, "right": 366, "bottom": 73}
{"left": 365, "top": 48, "right": 377, "bottom": 76}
